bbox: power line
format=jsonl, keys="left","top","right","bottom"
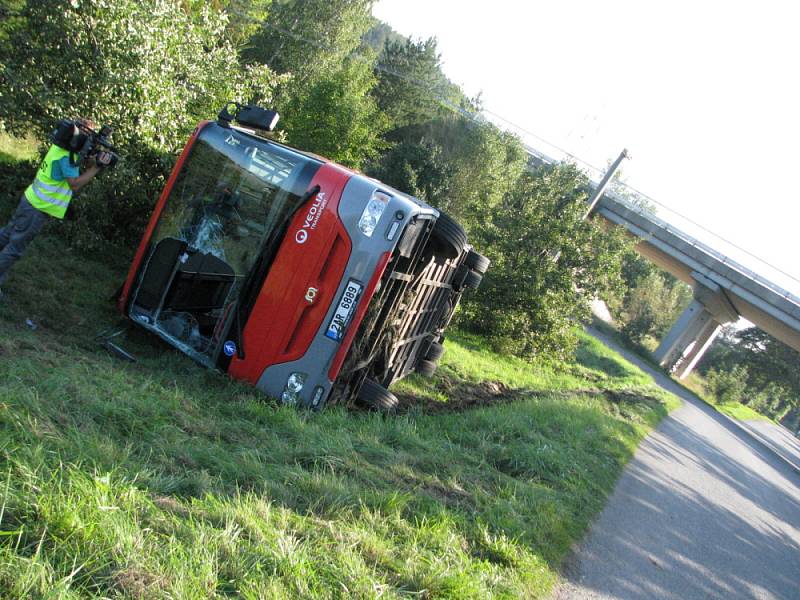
{"left": 606, "top": 185, "right": 800, "bottom": 289}
{"left": 469, "top": 109, "right": 800, "bottom": 289}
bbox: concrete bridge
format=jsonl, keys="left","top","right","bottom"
{"left": 525, "top": 144, "right": 800, "bottom": 378}
{"left": 593, "top": 193, "right": 800, "bottom": 378}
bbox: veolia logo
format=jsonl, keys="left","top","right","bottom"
{"left": 295, "top": 191, "right": 328, "bottom": 244}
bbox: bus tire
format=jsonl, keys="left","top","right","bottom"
{"left": 425, "top": 342, "right": 445, "bottom": 362}
{"left": 464, "top": 250, "right": 490, "bottom": 274}
{"left": 416, "top": 359, "right": 438, "bottom": 378}
{"left": 358, "top": 379, "right": 399, "bottom": 412}
{"left": 431, "top": 212, "right": 467, "bottom": 259}
{"left": 464, "top": 270, "right": 483, "bottom": 289}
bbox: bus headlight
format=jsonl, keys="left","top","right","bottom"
{"left": 281, "top": 372, "right": 306, "bottom": 405}
{"left": 358, "top": 190, "right": 390, "bottom": 237}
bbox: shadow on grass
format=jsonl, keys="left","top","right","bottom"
{"left": 0, "top": 149, "right": 20, "bottom": 165}
{"left": 574, "top": 344, "right": 631, "bottom": 379}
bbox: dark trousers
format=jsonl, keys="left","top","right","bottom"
{"left": 0, "top": 195, "right": 50, "bottom": 286}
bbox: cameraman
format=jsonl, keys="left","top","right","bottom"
{"left": 0, "top": 118, "right": 113, "bottom": 299}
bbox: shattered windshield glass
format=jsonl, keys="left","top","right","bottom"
{"left": 129, "top": 123, "right": 320, "bottom": 366}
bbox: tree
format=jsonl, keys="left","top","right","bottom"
{"left": 698, "top": 326, "right": 800, "bottom": 427}
{"left": 361, "top": 18, "right": 406, "bottom": 53}
{"left": 221, "top": 0, "right": 273, "bottom": 48}
{"left": 706, "top": 365, "right": 750, "bottom": 405}
{"left": 0, "top": 0, "right": 280, "bottom": 250}
{"left": 281, "top": 58, "right": 388, "bottom": 169}
{"left": 242, "top": 0, "right": 383, "bottom": 167}
{"left": 735, "top": 328, "right": 800, "bottom": 394}
{"left": 619, "top": 270, "right": 693, "bottom": 346}
{"left": 180, "top": 0, "right": 273, "bottom": 48}
{"left": 245, "top": 0, "right": 373, "bottom": 86}
{"left": 434, "top": 118, "right": 528, "bottom": 228}
{"left": 372, "top": 37, "right": 464, "bottom": 128}
{"left": 375, "top": 116, "right": 528, "bottom": 233}
{"left": 368, "top": 138, "right": 454, "bottom": 207}
{"left": 462, "top": 163, "right": 630, "bottom": 359}
{"left": 605, "top": 249, "right": 693, "bottom": 347}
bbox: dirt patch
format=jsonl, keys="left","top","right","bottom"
{"left": 112, "top": 566, "right": 168, "bottom": 599}
{"left": 396, "top": 376, "right": 526, "bottom": 414}
{"left": 605, "top": 389, "right": 666, "bottom": 411}
{"left": 396, "top": 377, "right": 661, "bottom": 416}
{"left": 152, "top": 495, "right": 188, "bottom": 515}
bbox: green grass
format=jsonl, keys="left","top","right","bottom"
{"left": 0, "top": 148, "right": 680, "bottom": 598}
{"left": 681, "top": 374, "right": 772, "bottom": 422}
{"left": 715, "top": 402, "right": 772, "bottom": 422}
{"left": 426, "top": 330, "right": 650, "bottom": 390}
{"left": 588, "top": 317, "right": 663, "bottom": 371}
{"left": 592, "top": 318, "right": 774, "bottom": 424}
{"left": 0, "top": 131, "right": 38, "bottom": 165}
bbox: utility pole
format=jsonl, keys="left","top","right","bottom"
{"left": 584, "top": 148, "right": 629, "bottom": 219}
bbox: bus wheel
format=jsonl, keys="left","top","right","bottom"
{"left": 416, "top": 359, "right": 438, "bottom": 378}
{"left": 464, "top": 249, "right": 490, "bottom": 274}
{"left": 431, "top": 212, "right": 467, "bottom": 258}
{"left": 425, "top": 342, "right": 445, "bottom": 361}
{"left": 358, "top": 379, "right": 399, "bottom": 412}
{"left": 464, "top": 270, "right": 483, "bottom": 289}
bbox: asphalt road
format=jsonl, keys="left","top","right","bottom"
{"left": 552, "top": 331, "right": 800, "bottom": 600}
{"left": 739, "top": 419, "right": 800, "bottom": 474}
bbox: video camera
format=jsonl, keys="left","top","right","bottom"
{"left": 51, "top": 119, "right": 120, "bottom": 169}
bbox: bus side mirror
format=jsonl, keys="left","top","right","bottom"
{"left": 237, "top": 106, "right": 280, "bottom": 132}
{"left": 218, "top": 103, "right": 280, "bottom": 133}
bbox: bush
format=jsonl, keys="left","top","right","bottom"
{"left": 750, "top": 383, "right": 790, "bottom": 418}
{"left": 706, "top": 365, "right": 749, "bottom": 405}
{"left": 0, "top": 0, "right": 282, "bottom": 252}
{"left": 620, "top": 271, "right": 692, "bottom": 345}
{"left": 368, "top": 138, "right": 454, "bottom": 208}
{"left": 460, "top": 164, "right": 629, "bottom": 360}
{"left": 0, "top": 159, "right": 37, "bottom": 212}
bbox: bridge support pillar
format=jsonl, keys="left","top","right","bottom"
{"left": 654, "top": 300, "right": 719, "bottom": 378}
{"left": 654, "top": 274, "right": 739, "bottom": 379}
{"left": 672, "top": 318, "right": 722, "bottom": 379}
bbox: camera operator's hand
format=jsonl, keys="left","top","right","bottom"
{"left": 95, "top": 151, "right": 113, "bottom": 167}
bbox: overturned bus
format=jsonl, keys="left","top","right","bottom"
{"left": 118, "top": 105, "right": 489, "bottom": 411}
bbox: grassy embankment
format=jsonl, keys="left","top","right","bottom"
{"left": 1, "top": 136, "right": 680, "bottom": 598}
{"left": 591, "top": 317, "right": 771, "bottom": 423}
{"left": 680, "top": 374, "right": 771, "bottom": 422}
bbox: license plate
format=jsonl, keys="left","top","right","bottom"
{"left": 325, "top": 280, "right": 363, "bottom": 341}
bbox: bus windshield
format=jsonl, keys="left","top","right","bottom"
{"left": 128, "top": 123, "right": 320, "bottom": 365}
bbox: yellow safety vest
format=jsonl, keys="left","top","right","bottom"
{"left": 24, "top": 145, "right": 75, "bottom": 219}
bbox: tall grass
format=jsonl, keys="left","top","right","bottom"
{"left": 0, "top": 131, "right": 38, "bottom": 165}
{"left": 0, "top": 141, "right": 680, "bottom": 598}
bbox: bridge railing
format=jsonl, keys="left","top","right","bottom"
{"left": 601, "top": 185, "right": 800, "bottom": 307}
{"left": 518, "top": 138, "right": 800, "bottom": 306}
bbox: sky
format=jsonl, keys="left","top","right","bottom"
{"left": 372, "top": 0, "right": 800, "bottom": 295}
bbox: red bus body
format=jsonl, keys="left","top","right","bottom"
{"left": 120, "top": 119, "right": 485, "bottom": 410}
